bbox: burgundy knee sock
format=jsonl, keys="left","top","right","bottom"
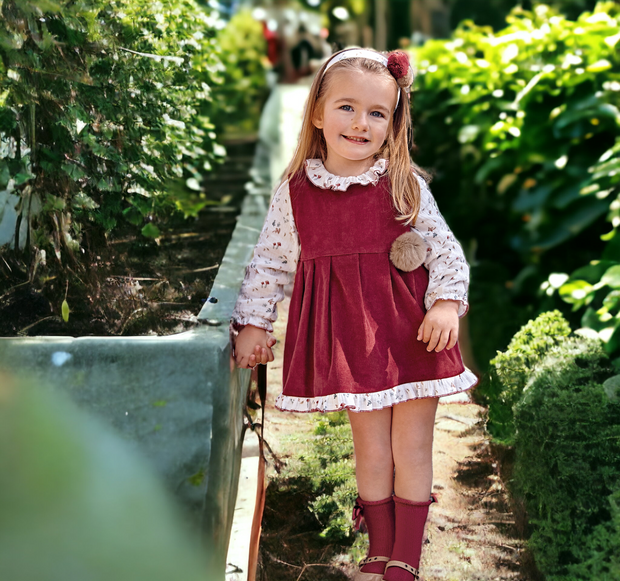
{"left": 354, "top": 496, "right": 395, "bottom": 574}
{"left": 382, "top": 495, "right": 435, "bottom": 581}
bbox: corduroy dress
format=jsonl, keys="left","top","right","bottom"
{"left": 275, "top": 171, "right": 472, "bottom": 414}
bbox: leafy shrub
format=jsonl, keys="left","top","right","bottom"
{"left": 283, "top": 411, "right": 358, "bottom": 542}
{"left": 212, "top": 9, "right": 269, "bottom": 139}
{"left": 0, "top": 0, "right": 225, "bottom": 263}
{"left": 556, "top": 140, "right": 620, "bottom": 361}
{"left": 567, "top": 488, "right": 620, "bottom": 580}
{"left": 482, "top": 310, "right": 571, "bottom": 443}
{"left": 413, "top": 2, "right": 620, "bottom": 367}
{"left": 512, "top": 333, "right": 620, "bottom": 579}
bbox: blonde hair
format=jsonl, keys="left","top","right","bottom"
{"left": 285, "top": 48, "right": 422, "bottom": 226}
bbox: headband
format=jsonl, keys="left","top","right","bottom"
{"left": 323, "top": 48, "right": 414, "bottom": 109}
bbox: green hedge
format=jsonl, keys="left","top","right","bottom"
{"left": 413, "top": 2, "right": 620, "bottom": 366}
{"left": 0, "top": 0, "right": 225, "bottom": 261}
{"left": 482, "top": 310, "right": 571, "bottom": 443}
{"left": 487, "top": 311, "right": 620, "bottom": 579}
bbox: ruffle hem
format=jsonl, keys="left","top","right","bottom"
{"left": 274, "top": 368, "right": 479, "bottom": 413}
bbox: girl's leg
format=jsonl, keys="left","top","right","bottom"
{"left": 391, "top": 397, "right": 439, "bottom": 501}
{"left": 347, "top": 408, "right": 393, "bottom": 500}
{"left": 348, "top": 408, "right": 395, "bottom": 576}
{"left": 384, "top": 397, "right": 439, "bottom": 581}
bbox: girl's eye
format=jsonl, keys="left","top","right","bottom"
{"left": 340, "top": 104, "right": 353, "bottom": 111}
{"left": 371, "top": 111, "right": 385, "bottom": 118}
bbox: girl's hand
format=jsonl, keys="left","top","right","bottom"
{"left": 234, "top": 325, "right": 277, "bottom": 368}
{"left": 417, "top": 300, "right": 460, "bottom": 352}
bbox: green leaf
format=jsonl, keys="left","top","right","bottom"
{"left": 141, "top": 223, "right": 160, "bottom": 239}
{"left": 14, "top": 172, "right": 35, "bottom": 185}
{"left": 559, "top": 280, "right": 594, "bottom": 307}
{"left": 61, "top": 300, "right": 70, "bottom": 323}
{"left": 603, "top": 374, "right": 620, "bottom": 402}
{"left": 601, "top": 266, "right": 620, "bottom": 289}
{"left": 604, "top": 321, "right": 620, "bottom": 355}
{"left": 570, "top": 261, "right": 618, "bottom": 284}
{"left": 586, "top": 59, "right": 612, "bottom": 72}
{"left": 458, "top": 124, "right": 480, "bottom": 144}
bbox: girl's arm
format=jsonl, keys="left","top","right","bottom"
{"left": 232, "top": 179, "right": 300, "bottom": 367}
{"left": 412, "top": 175, "right": 469, "bottom": 318}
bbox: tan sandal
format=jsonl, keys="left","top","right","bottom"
{"left": 353, "top": 556, "right": 390, "bottom": 581}
{"left": 383, "top": 560, "right": 420, "bottom": 580}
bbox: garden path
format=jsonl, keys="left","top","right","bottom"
{"left": 259, "top": 291, "right": 535, "bottom": 581}
{"left": 246, "top": 81, "right": 536, "bottom": 581}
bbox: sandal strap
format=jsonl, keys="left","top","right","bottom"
{"left": 385, "top": 560, "right": 420, "bottom": 580}
{"left": 359, "top": 556, "right": 390, "bottom": 567}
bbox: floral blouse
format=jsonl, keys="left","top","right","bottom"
{"left": 232, "top": 159, "right": 470, "bottom": 331}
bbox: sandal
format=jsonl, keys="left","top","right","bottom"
{"left": 353, "top": 556, "right": 390, "bottom": 581}
{"left": 383, "top": 560, "right": 420, "bottom": 580}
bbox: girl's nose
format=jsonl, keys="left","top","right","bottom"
{"left": 352, "top": 113, "right": 369, "bottom": 131}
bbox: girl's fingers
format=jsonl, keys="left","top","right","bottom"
{"left": 417, "top": 321, "right": 425, "bottom": 341}
{"left": 434, "top": 330, "right": 450, "bottom": 352}
{"left": 447, "top": 328, "right": 458, "bottom": 350}
{"left": 426, "top": 327, "right": 441, "bottom": 351}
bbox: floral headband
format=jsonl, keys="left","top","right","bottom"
{"left": 324, "top": 48, "right": 415, "bottom": 108}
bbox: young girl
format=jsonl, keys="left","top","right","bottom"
{"left": 232, "top": 47, "right": 477, "bottom": 581}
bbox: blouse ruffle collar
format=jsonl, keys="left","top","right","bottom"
{"left": 304, "top": 158, "right": 388, "bottom": 191}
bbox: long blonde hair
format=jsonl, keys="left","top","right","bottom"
{"left": 285, "top": 48, "right": 422, "bottom": 226}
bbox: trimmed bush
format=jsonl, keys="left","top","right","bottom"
{"left": 568, "top": 488, "right": 620, "bottom": 580}
{"left": 511, "top": 331, "right": 620, "bottom": 579}
{"left": 483, "top": 309, "right": 571, "bottom": 443}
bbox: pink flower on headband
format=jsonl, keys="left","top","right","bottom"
{"left": 387, "top": 51, "right": 414, "bottom": 92}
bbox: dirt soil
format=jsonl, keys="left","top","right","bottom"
{"left": 0, "top": 142, "right": 254, "bottom": 338}
{"left": 256, "top": 292, "right": 542, "bottom": 581}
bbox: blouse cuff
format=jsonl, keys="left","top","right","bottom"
{"left": 425, "top": 292, "right": 469, "bottom": 318}
{"left": 231, "top": 314, "right": 274, "bottom": 333}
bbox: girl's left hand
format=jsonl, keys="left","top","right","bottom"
{"left": 417, "top": 300, "right": 460, "bottom": 352}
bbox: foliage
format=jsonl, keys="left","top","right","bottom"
{"left": 449, "top": 0, "right": 599, "bottom": 30}
{"left": 511, "top": 333, "right": 619, "bottom": 579}
{"left": 482, "top": 310, "right": 571, "bottom": 443}
{"left": 413, "top": 2, "right": 620, "bottom": 367}
{"left": 281, "top": 411, "right": 358, "bottom": 542}
{"left": 567, "top": 488, "right": 620, "bottom": 580}
{"left": 212, "top": 9, "right": 269, "bottom": 139}
{"left": 0, "top": 0, "right": 225, "bottom": 266}
{"left": 556, "top": 138, "right": 620, "bottom": 361}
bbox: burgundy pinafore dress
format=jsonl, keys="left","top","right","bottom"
{"left": 276, "top": 171, "right": 468, "bottom": 413}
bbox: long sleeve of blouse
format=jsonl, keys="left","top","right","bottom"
{"left": 412, "top": 175, "right": 469, "bottom": 317}
{"left": 231, "top": 163, "right": 469, "bottom": 330}
{"left": 231, "top": 179, "right": 300, "bottom": 332}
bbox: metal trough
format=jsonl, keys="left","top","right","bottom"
{"left": 0, "top": 188, "right": 270, "bottom": 579}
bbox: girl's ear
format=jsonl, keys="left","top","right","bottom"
{"left": 312, "top": 109, "right": 324, "bottom": 129}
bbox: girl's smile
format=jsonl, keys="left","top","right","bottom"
{"left": 313, "top": 69, "right": 398, "bottom": 177}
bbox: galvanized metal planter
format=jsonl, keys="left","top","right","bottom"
{"left": 0, "top": 189, "right": 269, "bottom": 579}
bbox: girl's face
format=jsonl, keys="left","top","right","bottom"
{"left": 313, "top": 68, "right": 397, "bottom": 177}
